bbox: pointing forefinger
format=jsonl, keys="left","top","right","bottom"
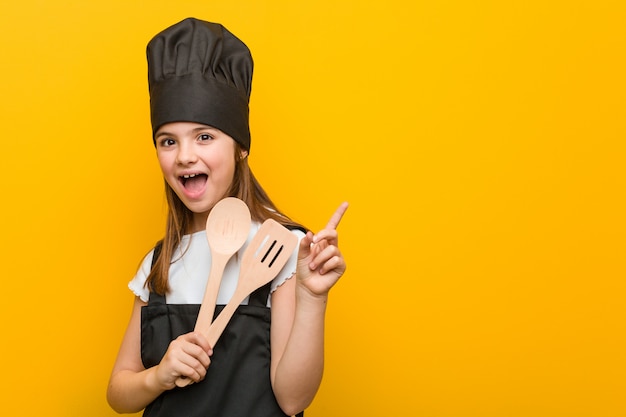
{"left": 325, "top": 202, "right": 349, "bottom": 230}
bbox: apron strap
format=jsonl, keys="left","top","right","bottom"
{"left": 148, "top": 240, "right": 166, "bottom": 305}
{"left": 248, "top": 281, "right": 271, "bottom": 307}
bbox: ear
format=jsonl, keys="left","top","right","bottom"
{"left": 239, "top": 150, "right": 249, "bottom": 161}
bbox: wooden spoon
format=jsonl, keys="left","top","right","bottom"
{"left": 193, "top": 197, "right": 251, "bottom": 332}
{"left": 205, "top": 218, "right": 299, "bottom": 348}
{"left": 175, "top": 197, "right": 251, "bottom": 387}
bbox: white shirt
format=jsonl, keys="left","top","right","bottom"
{"left": 129, "top": 222, "right": 305, "bottom": 307}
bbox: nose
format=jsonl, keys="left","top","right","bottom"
{"left": 175, "top": 142, "right": 198, "bottom": 165}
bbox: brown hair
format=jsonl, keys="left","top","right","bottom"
{"left": 146, "top": 144, "right": 306, "bottom": 295}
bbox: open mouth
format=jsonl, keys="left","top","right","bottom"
{"left": 180, "top": 173, "right": 208, "bottom": 193}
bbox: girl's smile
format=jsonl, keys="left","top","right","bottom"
{"left": 179, "top": 172, "right": 208, "bottom": 198}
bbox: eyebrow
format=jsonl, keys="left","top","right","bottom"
{"left": 155, "top": 125, "right": 217, "bottom": 139}
{"left": 155, "top": 131, "right": 174, "bottom": 139}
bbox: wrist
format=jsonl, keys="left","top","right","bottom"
{"left": 296, "top": 284, "right": 329, "bottom": 307}
{"left": 146, "top": 365, "right": 171, "bottom": 393}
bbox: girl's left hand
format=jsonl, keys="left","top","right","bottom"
{"left": 296, "top": 202, "right": 349, "bottom": 296}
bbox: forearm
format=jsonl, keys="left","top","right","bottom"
{"left": 107, "top": 366, "right": 165, "bottom": 414}
{"left": 272, "top": 287, "right": 328, "bottom": 415}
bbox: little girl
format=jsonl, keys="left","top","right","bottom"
{"left": 106, "top": 18, "right": 348, "bottom": 417}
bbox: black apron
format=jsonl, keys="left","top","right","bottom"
{"left": 140, "top": 243, "right": 304, "bottom": 417}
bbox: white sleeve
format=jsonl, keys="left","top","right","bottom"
{"left": 128, "top": 249, "right": 155, "bottom": 303}
{"left": 269, "top": 228, "right": 306, "bottom": 295}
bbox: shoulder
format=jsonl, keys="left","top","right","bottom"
{"left": 128, "top": 245, "right": 158, "bottom": 302}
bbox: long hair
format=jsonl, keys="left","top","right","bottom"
{"left": 146, "top": 144, "right": 306, "bottom": 295}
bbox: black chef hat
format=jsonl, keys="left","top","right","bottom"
{"left": 147, "top": 18, "right": 253, "bottom": 151}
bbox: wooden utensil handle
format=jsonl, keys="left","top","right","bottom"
{"left": 205, "top": 292, "right": 243, "bottom": 346}
{"left": 174, "top": 255, "right": 229, "bottom": 388}
{"left": 194, "top": 254, "right": 228, "bottom": 333}
{"left": 174, "top": 293, "right": 243, "bottom": 388}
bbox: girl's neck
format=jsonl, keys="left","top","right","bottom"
{"left": 188, "top": 212, "right": 209, "bottom": 234}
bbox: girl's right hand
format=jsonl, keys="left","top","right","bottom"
{"left": 155, "top": 332, "right": 213, "bottom": 389}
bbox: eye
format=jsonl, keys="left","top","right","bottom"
{"left": 198, "top": 133, "right": 214, "bottom": 142}
{"left": 159, "top": 138, "right": 176, "bottom": 147}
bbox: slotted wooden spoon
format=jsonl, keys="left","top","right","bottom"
{"left": 175, "top": 197, "right": 251, "bottom": 387}
{"left": 204, "top": 218, "right": 299, "bottom": 348}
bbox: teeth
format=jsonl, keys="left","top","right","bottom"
{"left": 182, "top": 174, "right": 198, "bottom": 179}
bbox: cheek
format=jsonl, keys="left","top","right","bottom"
{"left": 207, "top": 156, "right": 236, "bottom": 183}
{"left": 204, "top": 146, "right": 237, "bottom": 178}
{"left": 157, "top": 153, "right": 177, "bottom": 182}
{"left": 156, "top": 150, "right": 172, "bottom": 169}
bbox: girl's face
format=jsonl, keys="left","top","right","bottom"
{"left": 155, "top": 122, "right": 246, "bottom": 231}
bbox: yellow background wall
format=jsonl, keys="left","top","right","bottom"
{"left": 0, "top": 1, "right": 624, "bottom": 416}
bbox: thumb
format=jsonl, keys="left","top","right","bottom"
{"left": 298, "top": 231, "right": 314, "bottom": 261}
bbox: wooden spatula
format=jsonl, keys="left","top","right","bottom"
{"left": 175, "top": 197, "right": 251, "bottom": 387}
{"left": 204, "top": 218, "right": 299, "bottom": 348}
